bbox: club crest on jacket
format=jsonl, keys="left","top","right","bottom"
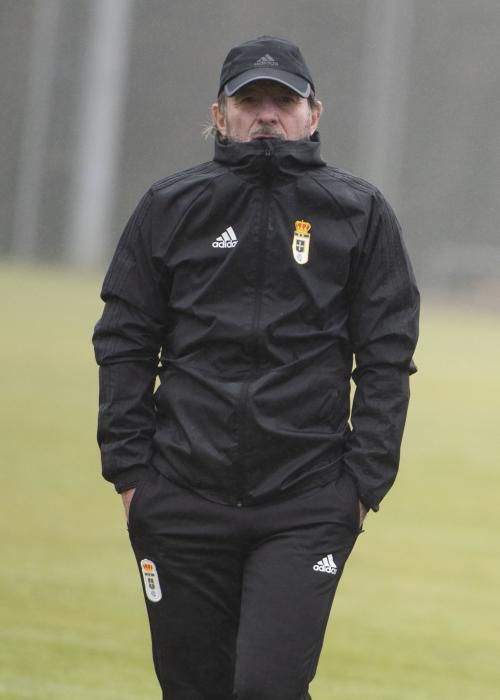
{"left": 292, "top": 220, "right": 311, "bottom": 264}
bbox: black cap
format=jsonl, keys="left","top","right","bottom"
{"left": 218, "top": 36, "right": 315, "bottom": 98}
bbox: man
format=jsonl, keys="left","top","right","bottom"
{"left": 93, "top": 35, "right": 419, "bottom": 700}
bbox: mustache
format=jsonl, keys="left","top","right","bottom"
{"left": 249, "top": 125, "right": 285, "bottom": 139}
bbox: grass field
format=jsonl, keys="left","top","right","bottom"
{"left": 1, "top": 260, "right": 499, "bottom": 699}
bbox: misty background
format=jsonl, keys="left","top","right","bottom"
{"left": 1, "top": 0, "right": 499, "bottom": 301}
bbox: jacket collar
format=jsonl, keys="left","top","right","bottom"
{"left": 213, "top": 131, "right": 325, "bottom": 179}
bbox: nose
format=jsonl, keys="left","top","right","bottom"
{"left": 256, "top": 97, "right": 279, "bottom": 123}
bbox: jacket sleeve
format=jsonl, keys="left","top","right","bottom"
{"left": 92, "top": 190, "right": 167, "bottom": 492}
{"left": 344, "top": 191, "right": 420, "bottom": 511}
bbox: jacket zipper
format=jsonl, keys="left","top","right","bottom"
{"left": 235, "top": 150, "right": 273, "bottom": 506}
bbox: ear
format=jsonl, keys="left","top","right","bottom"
{"left": 309, "top": 100, "right": 322, "bottom": 134}
{"left": 212, "top": 102, "right": 227, "bottom": 136}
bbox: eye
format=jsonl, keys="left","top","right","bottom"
{"left": 277, "top": 95, "right": 299, "bottom": 106}
{"left": 237, "top": 94, "right": 258, "bottom": 105}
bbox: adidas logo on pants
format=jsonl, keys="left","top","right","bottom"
{"left": 313, "top": 554, "right": 338, "bottom": 575}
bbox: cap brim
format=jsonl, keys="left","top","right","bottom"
{"left": 224, "top": 68, "right": 311, "bottom": 98}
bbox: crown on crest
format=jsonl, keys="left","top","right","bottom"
{"left": 294, "top": 220, "right": 311, "bottom": 234}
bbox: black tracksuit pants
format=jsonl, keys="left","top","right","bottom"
{"left": 128, "top": 468, "right": 361, "bottom": 700}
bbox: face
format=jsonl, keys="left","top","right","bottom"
{"left": 212, "top": 80, "right": 321, "bottom": 142}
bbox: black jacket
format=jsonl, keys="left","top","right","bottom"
{"left": 93, "top": 134, "right": 419, "bottom": 511}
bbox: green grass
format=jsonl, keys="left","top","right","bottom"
{"left": 1, "top": 261, "right": 499, "bottom": 699}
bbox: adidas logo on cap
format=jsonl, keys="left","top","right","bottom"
{"left": 313, "top": 554, "right": 338, "bottom": 575}
{"left": 212, "top": 226, "right": 238, "bottom": 248}
{"left": 254, "top": 53, "right": 279, "bottom": 67}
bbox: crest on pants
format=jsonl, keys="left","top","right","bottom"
{"left": 140, "top": 559, "right": 163, "bottom": 602}
{"left": 292, "top": 220, "right": 312, "bottom": 264}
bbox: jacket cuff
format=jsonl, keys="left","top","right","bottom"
{"left": 360, "top": 495, "right": 379, "bottom": 512}
{"left": 108, "top": 466, "right": 152, "bottom": 493}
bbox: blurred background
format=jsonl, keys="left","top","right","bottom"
{"left": 1, "top": 2, "right": 499, "bottom": 700}
{"left": 1, "top": 0, "right": 500, "bottom": 298}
